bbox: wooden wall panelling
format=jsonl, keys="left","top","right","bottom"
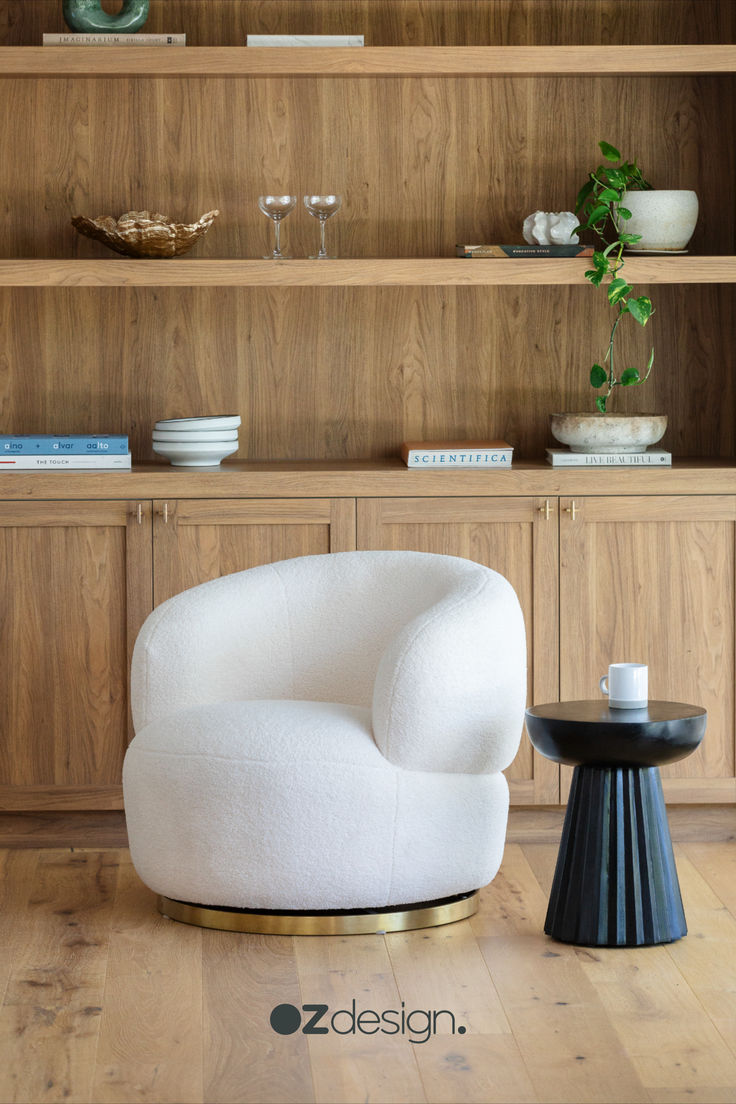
{"left": 2, "top": 2, "right": 734, "bottom": 48}
{"left": 0, "top": 75, "right": 731, "bottom": 260}
{"left": 151, "top": 496, "right": 356, "bottom": 605}
{"left": 0, "top": 500, "right": 152, "bottom": 810}
{"left": 1, "top": 282, "right": 733, "bottom": 464}
{"left": 559, "top": 495, "right": 736, "bottom": 803}
{"left": 357, "top": 495, "right": 560, "bottom": 804}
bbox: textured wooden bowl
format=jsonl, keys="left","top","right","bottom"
{"left": 71, "top": 209, "right": 219, "bottom": 257}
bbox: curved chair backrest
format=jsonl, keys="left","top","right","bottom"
{"left": 131, "top": 550, "right": 526, "bottom": 774}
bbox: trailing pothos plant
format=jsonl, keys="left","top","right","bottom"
{"left": 574, "top": 140, "right": 655, "bottom": 413}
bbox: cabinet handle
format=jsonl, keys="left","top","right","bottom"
{"left": 136, "top": 502, "right": 142, "bottom": 525}
{"left": 538, "top": 499, "right": 551, "bottom": 521}
{"left": 565, "top": 500, "right": 577, "bottom": 521}
{"left": 162, "top": 502, "right": 168, "bottom": 524}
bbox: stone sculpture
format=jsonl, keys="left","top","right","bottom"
{"left": 63, "top": 0, "right": 150, "bottom": 34}
{"left": 522, "top": 210, "right": 580, "bottom": 246}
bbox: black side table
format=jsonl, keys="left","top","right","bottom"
{"left": 525, "top": 700, "right": 706, "bottom": 947}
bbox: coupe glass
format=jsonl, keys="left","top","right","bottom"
{"left": 258, "top": 195, "right": 297, "bottom": 259}
{"left": 303, "top": 195, "right": 342, "bottom": 259}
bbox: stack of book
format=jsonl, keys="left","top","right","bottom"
{"left": 546, "top": 448, "right": 672, "bottom": 467}
{"left": 0, "top": 434, "right": 131, "bottom": 470}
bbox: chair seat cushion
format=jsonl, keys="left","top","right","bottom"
{"left": 123, "top": 698, "right": 510, "bottom": 910}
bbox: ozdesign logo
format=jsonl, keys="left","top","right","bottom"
{"left": 270, "top": 1001, "right": 467, "bottom": 1045}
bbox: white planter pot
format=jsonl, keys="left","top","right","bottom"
{"left": 617, "top": 189, "right": 698, "bottom": 251}
{"left": 550, "top": 412, "right": 668, "bottom": 453}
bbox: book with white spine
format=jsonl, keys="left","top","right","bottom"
{"left": 43, "top": 33, "right": 185, "bottom": 46}
{"left": 546, "top": 448, "right": 671, "bottom": 467}
{"left": 0, "top": 453, "right": 132, "bottom": 470}
{"left": 246, "top": 35, "right": 364, "bottom": 47}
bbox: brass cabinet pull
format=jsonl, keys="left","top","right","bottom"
{"left": 565, "top": 500, "right": 577, "bottom": 521}
{"left": 538, "top": 499, "right": 551, "bottom": 521}
{"left": 136, "top": 502, "right": 142, "bottom": 525}
{"left": 162, "top": 502, "right": 168, "bottom": 524}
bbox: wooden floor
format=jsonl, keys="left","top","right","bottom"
{"left": 0, "top": 837, "right": 735, "bottom": 1103}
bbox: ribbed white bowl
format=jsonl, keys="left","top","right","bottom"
{"left": 155, "top": 415, "right": 241, "bottom": 432}
{"left": 152, "top": 429, "right": 239, "bottom": 442}
{"left": 152, "top": 440, "right": 239, "bottom": 467}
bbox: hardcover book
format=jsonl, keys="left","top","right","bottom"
{"left": 456, "top": 244, "right": 594, "bottom": 258}
{"left": 246, "top": 35, "right": 364, "bottom": 47}
{"left": 546, "top": 448, "right": 672, "bottom": 467}
{"left": 402, "top": 440, "right": 513, "bottom": 468}
{"left": 43, "top": 34, "right": 185, "bottom": 46}
{"left": 0, "top": 453, "right": 132, "bottom": 470}
{"left": 0, "top": 434, "right": 129, "bottom": 454}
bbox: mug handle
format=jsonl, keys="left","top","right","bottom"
{"left": 599, "top": 675, "right": 609, "bottom": 696}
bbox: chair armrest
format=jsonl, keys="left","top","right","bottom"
{"left": 372, "top": 569, "right": 526, "bottom": 774}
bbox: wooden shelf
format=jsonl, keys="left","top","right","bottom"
{"left": 1, "top": 45, "right": 735, "bottom": 79}
{"left": 2, "top": 257, "right": 735, "bottom": 288}
{"left": 0, "top": 459, "right": 734, "bottom": 500}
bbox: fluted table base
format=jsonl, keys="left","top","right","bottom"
{"left": 546, "top": 765, "right": 686, "bottom": 946}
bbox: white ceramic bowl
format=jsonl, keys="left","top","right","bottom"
{"left": 152, "top": 428, "right": 239, "bottom": 442}
{"left": 155, "top": 415, "right": 241, "bottom": 432}
{"left": 152, "top": 440, "right": 239, "bottom": 467}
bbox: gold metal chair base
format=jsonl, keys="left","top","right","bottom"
{"left": 157, "top": 890, "right": 479, "bottom": 935}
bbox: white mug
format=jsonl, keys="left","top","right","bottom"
{"left": 599, "top": 663, "right": 648, "bottom": 709}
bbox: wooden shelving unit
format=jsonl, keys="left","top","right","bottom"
{"left": 1, "top": 0, "right": 735, "bottom": 812}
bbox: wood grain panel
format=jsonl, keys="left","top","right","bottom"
{"left": 1, "top": 283, "right": 732, "bottom": 464}
{"left": 559, "top": 495, "right": 736, "bottom": 800}
{"left": 2, "top": 1, "right": 733, "bottom": 48}
{"left": 152, "top": 496, "right": 356, "bottom": 604}
{"left": 0, "top": 500, "right": 152, "bottom": 796}
{"left": 0, "top": 75, "right": 732, "bottom": 259}
{"left": 357, "top": 496, "right": 560, "bottom": 803}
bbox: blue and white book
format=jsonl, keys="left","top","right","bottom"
{"left": 0, "top": 452, "right": 132, "bottom": 470}
{"left": 0, "top": 434, "right": 129, "bottom": 454}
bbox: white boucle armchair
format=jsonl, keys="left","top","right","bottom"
{"left": 123, "top": 550, "right": 527, "bottom": 932}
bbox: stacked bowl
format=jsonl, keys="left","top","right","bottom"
{"left": 152, "top": 415, "right": 241, "bottom": 467}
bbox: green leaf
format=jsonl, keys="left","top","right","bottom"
{"left": 590, "top": 363, "right": 607, "bottom": 388}
{"left": 627, "top": 296, "right": 653, "bottom": 325}
{"left": 603, "top": 168, "right": 626, "bottom": 188}
{"left": 607, "top": 278, "right": 633, "bottom": 305}
{"left": 618, "top": 231, "right": 642, "bottom": 244}
{"left": 597, "top": 188, "right": 621, "bottom": 203}
{"left": 574, "top": 179, "right": 594, "bottom": 212}
{"left": 621, "top": 368, "right": 641, "bottom": 386}
{"left": 596, "top": 395, "right": 608, "bottom": 413}
{"left": 591, "top": 250, "right": 609, "bottom": 271}
{"left": 616, "top": 206, "right": 632, "bottom": 220}
{"left": 599, "top": 140, "right": 621, "bottom": 162}
{"left": 586, "top": 204, "right": 610, "bottom": 226}
{"left": 585, "top": 268, "right": 605, "bottom": 287}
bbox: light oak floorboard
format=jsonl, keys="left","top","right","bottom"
{"left": 1, "top": 842, "right": 736, "bottom": 1103}
{"left": 0, "top": 849, "right": 119, "bottom": 1104}
{"left": 91, "top": 855, "right": 204, "bottom": 1103}
{"left": 293, "top": 934, "right": 425, "bottom": 1104}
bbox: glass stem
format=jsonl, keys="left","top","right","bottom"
{"left": 319, "top": 217, "right": 327, "bottom": 258}
{"left": 274, "top": 217, "right": 282, "bottom": 257}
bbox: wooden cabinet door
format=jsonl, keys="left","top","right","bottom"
{"left": 357, "top": 497, "right": 560, "bottom": 804}
{"left": 560, "top": 495, "right": 736, "bottom": 803}
{"left": 153, "top": 497, "right": 356, "bottom": 605}
{"left": 0, "top": 500, "right": 152, "bottom": 811}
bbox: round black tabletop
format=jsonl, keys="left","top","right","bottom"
{"left": 525, "top": 700, "right": 706, "bottom": 767}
